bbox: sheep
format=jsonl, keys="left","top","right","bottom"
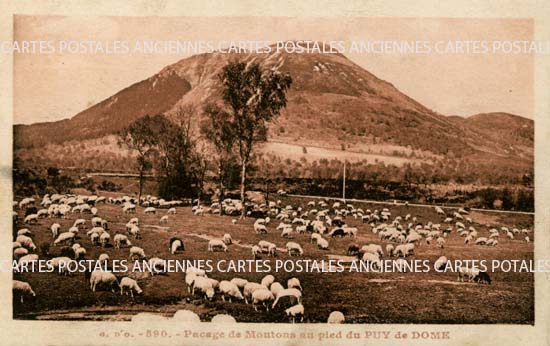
{"left": 98, "top": 253, "right": 109, "bottom": 266}
{"left": 269, "top": 282, "right": 285, "bottom": 297}
{"left": 311, "top": 233, "right": 322, "bottom": 244}
{"left": 347, "top": 244, "right": 360, "bottom": 256}
{"left": 287, "top": 277, "right": 302, "bottom": 291}
{"left": 148, "top": 257, "right": 166, "bottom": 276}
{"left": 24, "top": 214, "right": 38, "bottom": 224}
{"left": 317, "top": 238, "right": 329, "bottom": 250}
{"left": 272, "top": 288, "right": 302, "bottom": 308}
{"left": 258, "top": 240, "right": 277, "bottom": 256}
{"left": 360, "top": 244, "right": 383, "bottom": 258}
{"left": 18, "top": 254, "right": 39, "bottom": 266}
{"left": 73, "top": 218, "right": 86, "bottom": 228}
{"left": 281, "top": 227, "right": 293, "bottom": 238}
{"left": 160, "top": 215, "right": 169, "bottom": 224}
{"left": 386, "top": 244, "right": 395, "bottom": 257}
{"left": 434, "top": 256, "right": 448, "bottom": 271}
{"left": 89, "top": 270, "right": 119, "bottom": 292}
{"left": 394, "top": 244, "right": 414, "bottom": 257}
{"left": 362, "top": 253, "right": 382, "bottom": 270}
{"left": 48, "top": 256, "right": 74, "bottom": 275}
{"left": 208, "top": 239, "right": 228, "bottom": 252}
{"left": 170, "top": 238, "right": 184, "bottom": 254}
{"left": 252, "top": 289, "right": 275, "bottom": 311}
{"left": 49, "top": 223, "right": 61, "bottom": 239}
{"left": 13, "top": 280, "right": 36, "bottom": 303}
{"left": 120, "top": 277, "right": 143, "bottom": 297}
{"left": 222, "top": 233, "right": 232, "bottom": 245}
{"left": 286, "top": 242, "right": 303, "bottom": 256}
{"left": 436, "top": 237, "right": 445, "bottom": 248}
{"left": 129, "top": 225, "right": 141, "bottom": 239}
{"left": 15, "top": 235, "right": 37, "bottom": 251}
{"left": 475, "top": 237, "right": 488, "bottom": 245}
{"left": 74, "top": 247, "right": 87, "bottom": 260}
{"left": 211, "top": 314, "right": 237, "bottom": 323}
{"left": 230, "top": 278, "right": 248, "bottom": 289}
{"left": 129, "top": 246, "right": 146, "bottom": 260}
{"left": 167, "top": 207, "right": 177, "bottom": 215}
{"left": 243, "top": 282, "right": 268, "bottom": 304}
{"left": 252, "top": 245, "right": 262, "bottom": 258}
{"left": 458, "top": 266, "right": 480, "bottom": 282}
{"left": 172, "top": 310, "right": 200, "bottom": 322}
{"left": 144, "top": 207, "right": 156, "bottom": 214}
{"left": 13, "top": 247, "right": 29, "bottom": 260}
{"left": 261, "top": 275, "right": 275, "bottom": 288}
{"left": 114, "top": 234, "right": 132, "bottom": 249}
{"left": 285, "top": 304, "right": 305, "bottom": 323}
{"left": 17, "top": 228, "right": 32, "bottom": 237}
{"left": 327, "top": 311, "right": 345, "bottom": 323}
{"left": 254, "top": 223, "right": 268, "bottom": 234}
{"left": 474, "top": 271, "right": 492, "bottom": 285}
{"left": 219, "top": 281, "right": 244, "bottom": 302}
{"left": 192, "top": 276, "right": 215, "bottom": 300}
{"left": 13, "top": 242, "right": 21, "bottom": 250}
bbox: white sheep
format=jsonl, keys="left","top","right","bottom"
{"left": 252, "top": 245, "right": 262, "bottom": 258}
{"left": 114, "top": 234, "right": 132, "bottom": 249}
{"left": 272, "top": 288, "right": 302, "bottom": 308}
{"left": 160, "top": 215, "right": 169, "bottom": 224}
{"left": 167, "top": 208, "right": 177, "bottom": 215}
{"left": 311, "top": 233, "right": 322, "bottom": 244}
{"left": 48, "top": 256, "right": 74, "bottom": 275}
{"left": 17, "top": 228, "right": 32, "bottom": 237}
{"left": 15, "top": 235, "right": 37, "bottom": 251}
{"left": 129, "top": 225, "right": 141, "bottom": 239}
{"left": 386, "top": 244, "right": 395, "bottom": 257}
{"left": 261, "top": 275, "right": 275, "bottom": 288}
{"left": 317, "top": 238, "right": 329, "bottom": 250}
{"left": 192, "top": 276, "right": 215, "bottom": 300}
{"left": 98, "top": 253, "right": 110, "bottom": 265}
{"left": 287, "top": 277, "right": 302, "bottom": 291}
{"left": 258, "top": 241, "right": 277, "bottom": 256}
{"left": 219, "top": 281, "right": 244, "bottom": 302}
{"left": 327, "top": 311, "right": 345, "bottom": 323}
{"left": 243, "top": 282, "right": 268, "bottom": 304}
{"left": 285, "top": 304, "right": 304, "bottom": 323}
{"left": 120, "top": 277, "right": 143, "bottom": 297}
{"left": 18, "top": 254, "right": 39, "bottom": 266}
{"left": 129, "top": 246, "right": 146, "bottom": 260}
{"left": 434, "top": 256, "right": 448, "bottom": 271}
{"left": 286, "top": 242, "right": 303, "bottom": 256}
{"left": 74, "top": 247, "right": 87, "bottom": 259}
{"left": 223, "top": 233, "right": 232, "bottom": 245}
{"left": 254, "top": 223, "right": 268, "bottom": 234}
{"left": 24, "top": 214, "right": 38, "bottom": 224}
{"left": 362, "top": 253, "right": 382, "bottom": 270}
{"left": 13, "top": 247, "right": 29, "bottom": 259}
{"left": 144, "top": 207, "right": 156, "bottom": 214}
{"left": 170, "top": 239, "right": 184, "bottom": 254}
{"left": 270, "top": 282, "right": 284, "bottom": 297}
{"left": 230, "top": 278, "right": 248, "bottom": 289}
{"left": 208, "top": 239, "right": 228, "bottom": 252}
{"left": 90, "top": 270, "right": 119, "bottom": 292}
{"left": 13, "top": 280, "right": 36, "bottom": 303}
{"left": 252, "top": 289, "right": 275, "bottom": 311}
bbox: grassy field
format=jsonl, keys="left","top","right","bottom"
{"left": 12, "top": 194, "right": 534, "bottom": 323}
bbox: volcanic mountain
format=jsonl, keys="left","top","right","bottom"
{"left": 14, "top": 49, "right": 533, "bottom": 171}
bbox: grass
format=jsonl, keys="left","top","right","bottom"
{"left": 13, "top": 195, "right": 534, "bottom": 323}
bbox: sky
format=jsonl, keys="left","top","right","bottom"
{"left": 12, "top": 16, "right": 534, "bottom": 124}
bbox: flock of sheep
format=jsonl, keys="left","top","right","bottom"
{"left": 12, "top": 192, "right": 532, "bottom": 322}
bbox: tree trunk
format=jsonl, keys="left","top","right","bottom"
{"left": 240, "top": 160, "right": 247, "bottom": 219}
{"left": 138, "top": 168, "right": 144, "bottom": 206}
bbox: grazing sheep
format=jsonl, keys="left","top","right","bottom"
{"left": 254, "top": 223, "right": 268, "bottom": 234}
{"left": 261, "top": 275, "right": 275, "bottom": 288}
{"left": 252, "top": 289, "right": 275, "bottom": 311}
{"left": 281, "top": 227, "right": 293, "bottom": 238}
{"left": 172, "top": 310, "right": 200, "bottom": 322}
{"left": 13, "top": 247, "right": 29, "bottom": 259}
{"left": 167, "top": 208, "right": 177, "bottom": 215}
{"left": 208, "top": 239, "right": 228, "bottom": 252}
{"left": 285, "top": 304, "right": 304, "bottom": 323}
{"left": 362, "top": 253, "right": 382, "bottom": 270}
{"left": 386, "top": 244, "right": 395, "bottom": 257}
{"left": 434, "top": 256, "right": 448, "bottom": 271}
{"left": 258, "top": 241, "right": 277, "bottom": 256}
{"left": 18, "top": 254, "right": 38, "bottom": 266}
{"left": 272, "top": 288, "right": 302, "bottom": 308}
{"left": 98, "top": 232, "right": 110, "bottom": 247}
{"left": 474, "top": 271, "right": 492, "bottom": 284}
{"left": 98, "top": 253, "right": 109, "bottom": 265}
{"left": 223, "top": 233, "right": 232, "bottom": 245}
{"left": 286, "top": 242, "right": 303, "bottom": 256}
{"left": 144, "top": 207, "right": 156, "bottom": 214}
{"left": 129, "top": 246, "right": 146, "bottom": 260}
{"left": 129, "top": 225, "right": 141, "bottom": 239}
{"left": 74, "top": 247, "right": 87, "bottom": 259}
{"left": 287, "top": 277, "right": 302, "bottom": 291}
{"left": 211, "top": 314, "right": 237, "bottom": 323}
{"left": 230, "top": 278, "right": 248, "bottom": 289}
{"left": 17, "top": 228, "right": 32, "bottom": 237}
{"left": 170, "top": 238, "right": 184, "bottom": 254}
{"left": 327, "top": 311, "right": 345, "bottom": 323}
{"left": 311, "top": 233, "right": 322, "bottom": 244}
{"left": 457, "top": 267, "right": 480, "bottom": 282}
{"left": 475, "top": 237, "right": 488, "bottom": 245}
{"left": 251, "top": 245, "right": 262, "bottom": 258}
{"left": 347, "top": 244, "right": 360, "bottom": 256}
{"left": 243, "top": 282, "right": 268, "bottom": 304}
{"left": 219, "top": 281, "right": 244, "bottom": 302}
{"left": 120, "top": 277, "right": 143, "bottom": 297}
{"left": 317, "top": 238, "right": 329, "bottom": 250}
{"left": 436, "top": 237, "right": 445, "bottom": 248}
{"left": 90, "top": 270, "right": 119, "bottom": 292}
{"left": 24, "top": 214, "right": 38, "bottom": 224}
{"left": 192, "top": 276, "right": 215, "bottom": 300}
{"left": 48, "top": 256, "right": 74, "bottom": 275}
{"left": 270, "top": 282, "right": 284, "bottom": 297}
{"left": 160, "top": 215, "right": 169, "bottom": 224}
{"left": 16, "top": 235, "right": 37, "bottom": 251}
{"left": 114, "top": 234, "right": 132, "bottom": 249}
{"left": 13, "top": 280, "right": 36, "bottom": 303}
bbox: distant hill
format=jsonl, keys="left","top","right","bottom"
{"left": 14, "top": 47, "right": 533, "bottom": 174}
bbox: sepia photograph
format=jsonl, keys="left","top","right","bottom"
{"left": 1, "top": 2, "right": 549, "bottom": 345}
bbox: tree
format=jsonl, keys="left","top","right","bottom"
{"left": 201, "top": 103, "right": 237, "bottom": 213}
{"left": 218, "top": 61, "right": 292, "bottom": 217}
{"left": 118, "top": 115, "right": 158, "bottom": 204}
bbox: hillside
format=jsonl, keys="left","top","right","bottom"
{"left": 14, "top": 47, "right": 533, "bottom": 173}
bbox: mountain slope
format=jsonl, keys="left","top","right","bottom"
{"left": 14, "top": 48, "right": 533, "bottom": 169}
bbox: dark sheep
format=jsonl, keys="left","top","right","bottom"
{"left": 474, "top": 271, "right": 492, "bottom": 285}
{"left": 347, "top": 244, "right": 360, "bottom": 256}
{"left": 330, "top": 228, "right": 346, "bottom": 238}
